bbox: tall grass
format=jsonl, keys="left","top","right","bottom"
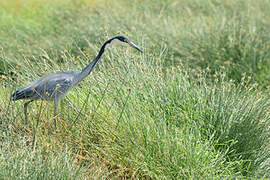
{"left": 0, "top": 0, "right": 270, "bottom": 179}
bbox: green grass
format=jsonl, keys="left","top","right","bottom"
{"left": 0, "top": 0, "right": 270, "bottom": 179}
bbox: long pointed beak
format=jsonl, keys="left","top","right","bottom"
{"left": 128, "top": 41, "right": 143, "bottom": 52}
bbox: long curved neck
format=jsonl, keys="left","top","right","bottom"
{"left": 77, "top": 38, "right": 113, "bottom": 82}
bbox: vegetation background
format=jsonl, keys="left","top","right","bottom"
{"left": 0, "top": 0, "right": 270, "bottom": 179}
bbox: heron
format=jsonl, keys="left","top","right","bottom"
{"left": 11, "top": 35, "right": 142, "bottom": 129}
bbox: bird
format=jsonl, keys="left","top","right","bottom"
{"left": 11, "top": 35, "right": 142, "bottom": 129}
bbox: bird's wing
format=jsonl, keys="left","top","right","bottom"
{"left": 12, "top": 71, "right": 79, "bottom": 100}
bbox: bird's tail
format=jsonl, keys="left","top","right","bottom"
{"left": 11, "top": 89, "right": 28, "bottom": 101}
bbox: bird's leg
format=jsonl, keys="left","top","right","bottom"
{"left": 53, "top": 98, "right": 60, "bottom": 130}
{"left": 24, "top": 100, "right": 34, "bottom": 124}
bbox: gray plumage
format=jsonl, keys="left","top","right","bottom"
{"left": 12, "top": 35, "right": 142, "bottom": 129}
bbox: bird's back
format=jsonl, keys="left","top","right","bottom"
{"left": 12, "top": 71, "right": 80, "bottom": 101}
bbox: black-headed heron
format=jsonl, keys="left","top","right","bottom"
{"left": 12, "top": 36, "right": 142, "bottom": 129}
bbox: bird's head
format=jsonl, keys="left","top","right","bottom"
{"left": 107, "top": 35, "right": 143, "bottom": 52}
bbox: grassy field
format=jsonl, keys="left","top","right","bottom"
{"left": 0, "top": 0, "right": 270, "bottom": 179}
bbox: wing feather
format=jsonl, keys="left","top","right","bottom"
{"left": 12, "top": 71, "right": 79, "bottom": 101}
